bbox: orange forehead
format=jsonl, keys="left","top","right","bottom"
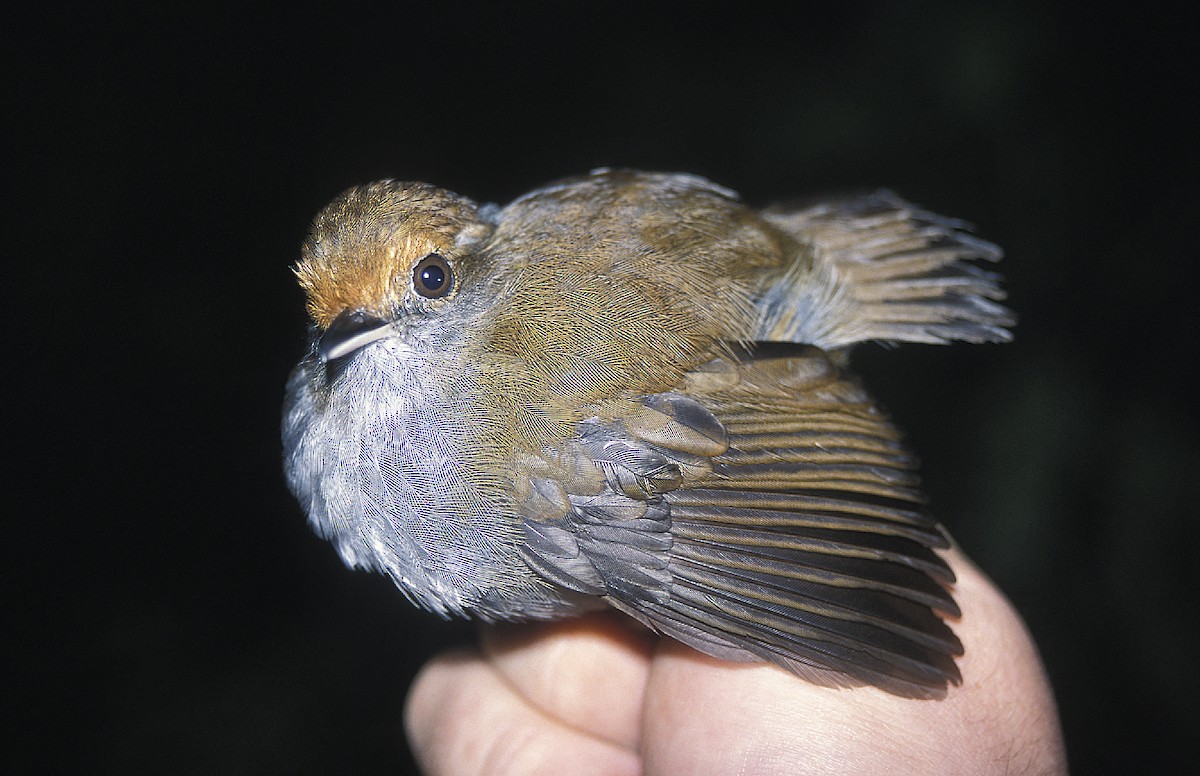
{"left": 293, "top": 181, "right": 484, "bottom": 329}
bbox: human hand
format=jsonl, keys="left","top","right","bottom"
{"left": 405, "top": 548, "right": 1066, "bottom": 775}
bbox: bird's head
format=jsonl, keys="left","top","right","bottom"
{"left": 294, "top": 180, "right": 495, "bottom": 364}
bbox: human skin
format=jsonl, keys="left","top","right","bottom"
{"left": 404, "top": 548, "right": 1067, "bottom": 776}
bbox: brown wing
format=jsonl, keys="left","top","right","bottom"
{"left": 519, "top": 347, "right": 962, "bottom": 698}
{"left": 755, "top": 190, "right": 1014, "bottom": 348}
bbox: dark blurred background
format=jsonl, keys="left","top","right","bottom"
{"left": 10, "top": 2, "right": 1196, "bottom": 773}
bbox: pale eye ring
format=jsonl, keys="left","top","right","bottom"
{"left": 413, "top": 253, "right": 453, "bottom": 298}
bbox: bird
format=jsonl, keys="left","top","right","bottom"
{"left": 282, "top": 168, "right": 1013, "bottom": 698}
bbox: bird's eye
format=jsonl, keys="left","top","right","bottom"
{"left": 413, "top": 253, "right": 453, "bottom": 298}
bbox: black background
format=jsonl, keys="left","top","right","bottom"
{"left": 11, "top": 3, "right": 1197, "bottom": 773}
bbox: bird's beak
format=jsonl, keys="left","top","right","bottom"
{"left": 318, "top": 309, "right": 394, "bottom": 363}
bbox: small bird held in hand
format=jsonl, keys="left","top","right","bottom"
{"left": 283, "top": 169, "right": 1013, "bottom": 698}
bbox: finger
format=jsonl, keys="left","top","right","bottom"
{"left": 404, "top": 648, "right": 641, "bottom": 776}
{"left": 939, "top": 548, "right": 1067, "bottom": 771}
{"left": 640, "top": 547, "right": 1066, "bottom": 775}
{"left": 480, "top": 611, "right": 657, "bottom": 749}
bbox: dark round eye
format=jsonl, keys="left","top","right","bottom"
{"left": 413, "top": 253, "right": 453, "bottom": 298}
